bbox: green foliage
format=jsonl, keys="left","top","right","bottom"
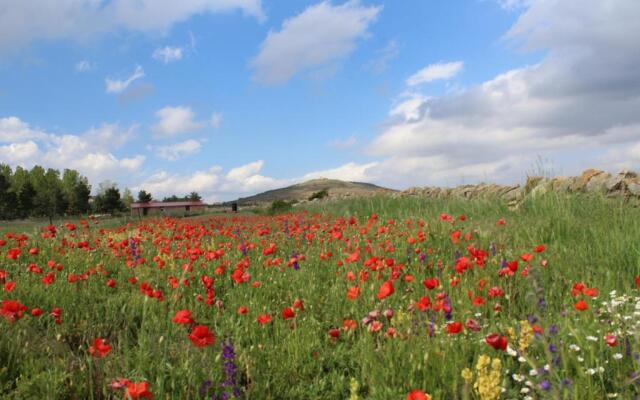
{"left": 137, "top": 190, "right": 153, "bottom": 203}
{"left": 308, "top": 189, "right": 329, "bottom": 201}
{"left": 162, "top": 192, "right": 202, "bottom": 202}
{"left": 268, "top": 199, "right": 293, "bottom": 214}
{"left": 94, "top": 186, "right": 125, "bottom": 214}
{"left": 0, "top": 164, "right": 93, "bottom": 221}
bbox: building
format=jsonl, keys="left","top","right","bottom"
{"left": 130, "top": 201, "right": 206, "bottom": 217}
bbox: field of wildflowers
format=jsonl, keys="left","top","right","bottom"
{"left": 1, "top": 193, "right": 640, "bottom": 399}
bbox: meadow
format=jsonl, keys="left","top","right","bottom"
{"left": 1, "top": 193, "right": 640, "bottom": 399}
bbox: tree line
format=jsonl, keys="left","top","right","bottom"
{"left": 0, "top": 164, "right": 203, "bottom": 221}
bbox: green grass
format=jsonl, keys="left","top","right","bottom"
{"left": 1, "top": 193, "right": 640, "bottom": 399}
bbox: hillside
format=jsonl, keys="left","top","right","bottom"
{"left": 229, "top": 178, "right": 396, "bottom": 206}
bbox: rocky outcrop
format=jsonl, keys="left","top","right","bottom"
{"left": 401, "top": 169, "right": 640, "bottom": 206}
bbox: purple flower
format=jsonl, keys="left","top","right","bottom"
{"left": 539, "top": 380, "right": 551, "bottom": 391}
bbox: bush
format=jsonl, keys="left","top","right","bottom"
{"left": 308, "top": 189, "right": 328, "bottom": 201}
{"left": 268, "top": 200, "right": 293, "bottom": 214}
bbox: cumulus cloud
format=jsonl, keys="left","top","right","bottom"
{"left": 351, "top": 0, "right": 640, "bottom": 187}
{"left": 251, "top": 0, "right": 381, "bottom": 84}
{"left": 0, "top": 116, "right": 144, "bottom": 185}
{"left": 105, "top": 65, "right": 145, "bottom": 94}
{"left": 0, "top": 0, "right": 264, "bottom": 54}
{"left": 0, "top": 116, "right": 49, "bottom": 142}
{"left": 153, "top": 139, "right": 202, "bottom": 161}
{"left": 135, "top": 160, "right": 287, "bottom": 202}
{"left": 152, "top": 106, "right": 204, "bottom": 137}
{"left": 152, "top": 46, "right": 183, "bottom": 63}
{"left": 405, "top": 61, "right": 463, "bottom": 86}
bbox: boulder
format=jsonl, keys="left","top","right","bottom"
{"left": 524, "top": 176, "right": 545, "bottom": 194}
{"left": 572, "top": 169, "right": 605, "bottom": 192}
{"left": 628, "top": 181, "right": 640, "bottom": 196}
{"left": 585, "top": 172, "right": 611, "bottom": 194}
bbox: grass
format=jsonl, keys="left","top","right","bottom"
{"left": 1, "top": 193, "right": 640, "bottom": 399}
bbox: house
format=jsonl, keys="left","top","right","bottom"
{"left": 130, "top": 201, "right": 206, "bottom": 217}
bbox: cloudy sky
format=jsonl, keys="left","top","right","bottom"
{"left": 1, "top": 0, "right": 639, "bottom": 201}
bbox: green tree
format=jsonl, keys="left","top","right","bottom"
{"left": 188, "top": 192, "right": 202, "bottom": 202}
{"left": 94, "top": 181, "right": 124, "bottom": 214}
{"left": 122, "top": 188, "right": 134, "bottom": 209}
{"left": 61, "top": 169, "right": 91, "bottom": 215}
{"left": 137, "top": 190, "right": 153, "bottom": 202}
{"left": 0, "top": 173, "right": 18, "bottom": 220}
{"left": 16, "top": 181, "right": 36, "bottom": 219}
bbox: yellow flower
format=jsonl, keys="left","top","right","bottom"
{"left": 349, "top": 377, "right": 360, "bottom": 400}
{"left": 461, "top": 368, "right": 473, "bottom": 383}
{"left": 518, "top": 320, "right": 534, "bottom": 353}
{"left": 473, "top": 354, "right": 503, "bottom": 400}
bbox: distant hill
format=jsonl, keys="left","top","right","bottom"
{"left": 228, "top": 178, "right": 396, "bottom": 206}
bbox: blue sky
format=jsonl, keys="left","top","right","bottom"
{"left": 1, "top": 0, "right": 639, "bottom": 201}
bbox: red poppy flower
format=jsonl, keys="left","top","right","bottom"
{"left": 342, "top": 319, "right": 357, "bottom": 330}
{"left": 292, "top": 298, "right": 304, "bottom": 310}
{"left": 533, "top": 244, "right": 545, "bottom": 253}
{"left": 347, "top": 286, "right": 360, "bottom": 300}
{"left": 574, "top": 300, "right": 589, "bottom": 311}
{"left": 188, "top": 325, "right": 215, "bottom": 347}
{"left": 446, "top": 321, "right": 463, "bottom": 334}
{"left": 172, "top": 310, "right": 193, "bottom": 325}
{"left": 1, "top": 300, "right": 27, "bottom": 322}
{"left": 605, "top": 334, "right": 617, "bottom": 347}
{"left": 88, "top": 338, "right": 112, "bottom": 358}
{"left": 124, "top": 381, "right": 154, "bottom": 399}
{"left": 328, "top": 328, "right": 340, "bottom": 339}
{"left": 406, "top": 389, "right": 431, "bottom": 400}
{"left": 257, "top": 314, "right": 272, "bottom": 325}
{"left": 520, "top": 253, "right": 533, "bottom": 262}
{"left": 3, "top": 281, "right": 16, "bottom": 292}
{"left": 485, "top": 333, "right": 508, "bottom": 351}
{"left": 281, "top": 307, "right": 295, "bottom": 320}
{"left": 30, "top": 308, "right": 43, "bottom": 317}
{"left": 465, "top": 318, "right": 481, "bottom": 332}
{"left": 376, "top": 280, "right": 394, "bottom": 300}
{"left": 237, "top": 306, "right": 248, "bottom": 314}
{"left": 423, "top": 278, "right": 439, "bottom": 290}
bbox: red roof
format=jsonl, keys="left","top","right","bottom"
{"left": 131, "top": 201, "right": 205, "bottom": 209}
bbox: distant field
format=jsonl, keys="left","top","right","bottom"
{"left": 1, "top": 193, "right": 640, "bottom": 399}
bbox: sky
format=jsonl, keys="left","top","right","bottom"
{"left": 1, "top": 0, "right": 639, "bottom": 202}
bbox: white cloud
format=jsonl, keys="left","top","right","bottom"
{"left": 405, "top": 61, "right": 463, "bottom": 86}
{"left": 135, "top": 160, "right": 287, "bottom": 202}
{"left": 0, "top": 141, "right": 41, "bottom": 165}
{"left": 152, "top": 106, "right": 203, "bottom": 137}
{"left": 353, "top": 0, "right": 640, "bottom": 186}
{"left": 302, "top": 161, "right": 379, "bottom": 182}
{"left": 210, "top": 112, "right": 223, "bottom": 129}
{"left": 251, "top": 0, "right": 381, "bottom": 84}
{"left": 0, "top": 116, "right": 144, "bottom": 185}
{"left": 0, "top": 0, "right": 264, "bottom": 54}
{"left": 152, "top": 46, "right": 183, "bottom": 63}
{"left": 105, "top": 65, "right": 145, "bottom": 94}
{"left": 75, "top": 60, "right": 92, "bottom": 72}
{"left": 154, "top": 139, "right": 202, "bottom": 161}
{"left": 0, "top": 116, "right": 49, "bottom": 142}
